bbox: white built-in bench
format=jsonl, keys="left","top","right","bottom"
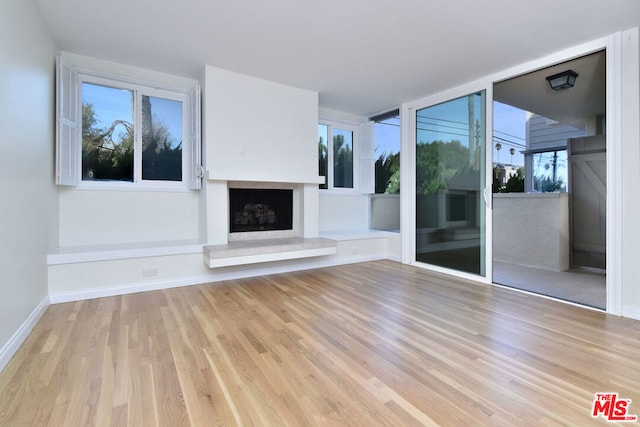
{"left": 203, "top": 237, "right": 337, "bottom": 268}
{"left": 47, "top": 240, "right": 204, "bottom": 265}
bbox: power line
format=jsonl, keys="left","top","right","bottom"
{"left": 416, "top": 126, "right": 470, "bottom": 140}
{"left": 374, "top": 117, "right": 528, "bottom": 151}
{"left": 376, "top": 121, "right": 400, "bottom": 127}
{"left": 493, "top": 129, "right": 526, "bottom": 141}
{"left": 492, "top": 135, "right": 526, "bottom": 149}
{"left": 417, "top": 115, "right": 469, "bottom": 127}
{"left": 416, "top": 119, "right": 470, "bottom": 135}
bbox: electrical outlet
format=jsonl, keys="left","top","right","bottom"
{"left": 142, "top": 267, "right": 158, "bottom": 278}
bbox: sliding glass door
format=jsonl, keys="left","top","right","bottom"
{"left": 415, "top": 91, "right": 487, "bottom": 276}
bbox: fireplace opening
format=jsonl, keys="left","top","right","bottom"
{"left": 229, "top": 188, "right": 293, "bottom": 233}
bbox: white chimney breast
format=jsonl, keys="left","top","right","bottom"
{"left": 204, "top": 65, "right": 322, "bottom": 184}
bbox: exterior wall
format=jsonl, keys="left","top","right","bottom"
{"left": 493, "top": 193, "right": 570, "bottom": 271}
{"left": 371, "top": 194, "right": 400, "bottom": 231}
{"left": 527, "top": 113, "right": 585, "bottom": 151}
{"left": 319, "top": 193, "right": 370, "bottom": 231}
{"left": 0, "top": 0, "right": 57, "bottom": 370}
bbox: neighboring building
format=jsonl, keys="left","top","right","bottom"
{"left": 522, "top": 113, "right": 601, "bottom": 192}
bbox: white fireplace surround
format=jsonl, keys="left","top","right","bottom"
{"left": 227, "top": 181, "right": 301, "bottom": 241}
{"left": 203, "top": 179, "right": 336, "bottom": 269}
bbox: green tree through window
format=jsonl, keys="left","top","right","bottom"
{"left": 82, "top": 92, "right": 134, "bottom": 181}
{"left": 81, "top": 82, "right": 183, "bottom": 182}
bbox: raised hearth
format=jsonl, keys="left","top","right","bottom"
{"left": 203, "top": 237, "right": 336, "bottom": 268}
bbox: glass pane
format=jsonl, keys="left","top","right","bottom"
{"left": 318, "top": 124, "right": 328, "bottom": 189}
{"left": 416, "top": 92, "right": 486, "bottom": 276}
{"left": 82, "top": 83, "right": 134, "bottom": 181}
{"left": 333, "top": 128, "right": 353, "bottom": 188}
{"left": 142, "top": 95, "right": 183, "bottom": 181}
{"left": 533, "top": 150, "right": 567, "bottom": 192}
{"left": 374, "top": 115, "right": 400, "bottom": 194}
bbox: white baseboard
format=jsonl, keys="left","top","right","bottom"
{"left": 387, "top": 254, "right": 402, "bottom": 263}
{"left": 48, "top": 254, "right": 391, "bottom": 304}
{"left": 0, "top": 296, "right": 50, "bottom": 373}
{"left": 622, "top": 307, "right": 640, "bottom": 321}
{"left": 49, "top": 274, "right": 215, "bottom": 304}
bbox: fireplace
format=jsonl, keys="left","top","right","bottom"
{"left": 229, "top": 188, "right": 294, "bottom": 233}
{"left": 226, "top": 181, "right": 303, "bottom": 241}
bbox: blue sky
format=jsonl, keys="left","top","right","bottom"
{"left": 493, "top": 101, "right": 526, "bottom": 166}
{"left": 374, "top": 100, "right": 526, "bottom": 167}
{"left": 82, "top": 83, "right": 183, "bottom": 147}
{"left": 416, "top": 94, "right": 484, "bottom": 148}
{"left": 374, "top": 116, "right": 400, "bottom": 157}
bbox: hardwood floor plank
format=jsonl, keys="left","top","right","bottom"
{"left": 1, "top": 260, "right": 639, "bottom": 426}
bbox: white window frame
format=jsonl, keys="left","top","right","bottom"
{"left": 318, "top": 120, "right": 359, "bottom": 193}
{"left": 56, "top": 57, "right": 202, "bottom": 191}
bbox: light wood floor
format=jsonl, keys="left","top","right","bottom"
{"left": 1, "top": 260, "right": 639, "bottom": 426}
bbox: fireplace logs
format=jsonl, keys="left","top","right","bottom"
{"left": 234, "top": 203, "right": 277, "bottom": 226}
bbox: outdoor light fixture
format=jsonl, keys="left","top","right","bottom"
{"left": 546, "top": 69, "right": 578, "bottom": 91}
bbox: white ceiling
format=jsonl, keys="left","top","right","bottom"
{"left": 495, "top": 50, "right": 606, "bottom": 128}
{"left": 35, "top": 0, "right": 640, "bottom": 117}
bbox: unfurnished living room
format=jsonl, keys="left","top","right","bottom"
{"left": 2, "top": 0, "right": 640, "bottom": 425}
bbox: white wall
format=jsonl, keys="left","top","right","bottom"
{"left": 48, "top": 235, "right": 390, "bottom": 303}
{"left": 619, "top": 28, "right": 640, "bottom": 319}
{"left": 58, "top": 189, "right": 201, "bottom": 246}
{"left": 319, "top": 194, "right": 370, "bottom": 231}
{"left": 204, "top": 65, "right": 320, "bottom": 184}
{"left": 0, "top": 0, "right": 57, "bottom": 368}
{"left": 55, "top": 53, "right": 203, "bottom": 248}
{"left": 317, "top": 108, "right": 372, "bottom": 233}
{"left": 47, "top": 65, "right": 395, "bottom": 300}
{"left": 203, "top": 66, "right": 321, "bottom": 245}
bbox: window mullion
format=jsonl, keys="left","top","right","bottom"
{"left": 327, "top": 125, "right": 334, "bottom": 189}
{"left": 133, "top": 89, "right": 142, "bottom": 183}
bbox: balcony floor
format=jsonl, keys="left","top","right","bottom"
{"left": 493, "top": 260, "right": 606, "bottom": 309}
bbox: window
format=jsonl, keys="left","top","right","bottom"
{"left": 317, "top": 122, "right": 356, "bottom": 190}
{"left": 56, "top": 57, "right": 201, "bottom": 189}
{"left": 532, "top": 150, "right": 567, "bottom": 192}
{"left": 369, "top": 110, "right": 400, "bottom": 231}
{"left": 372, "top": 112, "right": 400, "bottom": 194}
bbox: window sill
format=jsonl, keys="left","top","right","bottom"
{"left": 320, "top": 229, "right": 392, "bottom": 241}
{"left": 70, "top": 183, "right": 195, "bottom": 193}
{"left": 319, "top": 189, "right": 362, "bottom": 196}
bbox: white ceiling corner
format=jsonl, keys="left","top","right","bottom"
{"left": 35, "top": 0, "right": 640, "bottom": 117}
